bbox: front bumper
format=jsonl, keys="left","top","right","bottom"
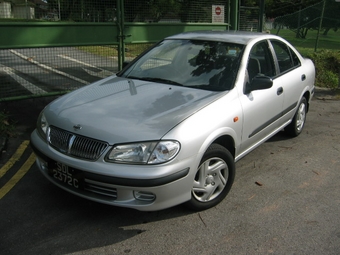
{"left": 30, "top": 130, "right": 194, "bottom": 211}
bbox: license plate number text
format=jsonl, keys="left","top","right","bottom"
{"left": 52, "top": 162, "right": 79, "bottom": 188}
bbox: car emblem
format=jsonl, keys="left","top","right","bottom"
{"left": 73, "top": 124, "right": 82, "bottom": 131}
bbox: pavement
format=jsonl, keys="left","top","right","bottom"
{"left": 0, "top": 87, "right": 340, "bottom": 255}
{"left": 0, "top": 87, "right": 339, "bottom": 162}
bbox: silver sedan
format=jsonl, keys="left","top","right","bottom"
{"left": 31, "top": 31, "right": 315, "bottom": 211}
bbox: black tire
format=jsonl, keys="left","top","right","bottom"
{"left": 185, "top": 143, "right": 235, "bottom": 211}
{"left": 285, "top": 97, "right": 307, "bottom": 137}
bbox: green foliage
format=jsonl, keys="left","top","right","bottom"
{"left": 78, "top": 44, "right": 153, "bottom": 58}
{"left": 0, "top": 110, "right": 16, "bottom": 137}
{"left": 318, "top": 70, "right": 339, "bottom": 89}
{"left": 271, "top": 0, "right": 340, "bottom": 39}
{"left": 274, "top": 29, "right": 339, "bottom": 50}
{"left": 265, "top": 0, "right": 321, "bottom": 18}
{"left": 298, "top": 48, "right": 340, "bottom": 89}
{"left": 273, "top": 28, "right": 340, "bottom": 89}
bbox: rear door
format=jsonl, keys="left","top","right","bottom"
{"left": 269, "top": 40, "right": 305, "bottom": 123}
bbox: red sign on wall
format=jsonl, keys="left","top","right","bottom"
{"left": 215, "top": 6, "right": 221, "bottom": 15}
{"left": 212, "top": 5, "right": 225, "bottom": 23}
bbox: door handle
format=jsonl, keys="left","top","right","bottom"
{"left": 301, "top": 74, "right": 306, "bottom": 81}
{"left": 277, "top": 87, "right": 283, "bottom": 95}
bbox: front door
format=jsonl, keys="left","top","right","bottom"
{"left": 239, "top": 40, "right": 284, "bottom": 157}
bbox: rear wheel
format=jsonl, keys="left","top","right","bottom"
{"left": 285, "top": 97, "right": 307, "bottom": 137}
{"left": 185, "top": 144, "right": 235, "bottom": 211}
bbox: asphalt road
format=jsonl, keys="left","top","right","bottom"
{"left": 0, "top": 90, "right": 339, "bottom": 255}
{"left": 0, "top": 47, "right": 117, "bottom": 99}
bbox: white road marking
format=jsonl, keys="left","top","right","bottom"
{"left": 58, "top": 54, "right": 114, "bottom": 78}
{"left": 82, "top": 68, "right": 114, "bottom": 78}
{"left": 58, "top": 54, "right": 99, "bottom": 69}
{"left": 0, "top": 65, "right": 47, "bottom": 94}
{"left": 10, "top": 50, "right": 89, "bottom": 85}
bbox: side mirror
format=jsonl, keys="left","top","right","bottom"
{"left": 123, "top": 61, "right": 131, "bottom": 69}
{"left": 245, "top": 75, "right": 273, "bottom": 94}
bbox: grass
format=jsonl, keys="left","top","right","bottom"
{"left": 272, "top": 29, "right": 340, "bottom": 51}
{"left": 78, "top": 44, "right": 154, "bottom": 59}
{"left": 78, "top": 30, "right": 340, "bottom": 89}
{"left": 272, "top": 29, "right": 340, "bottom": 89}
{"left": 77, "top": 46, "right": 118, "bottom": 58}
{"left": 78, "top": 29, "right": 340, "bottom": 59}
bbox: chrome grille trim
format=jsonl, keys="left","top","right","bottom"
{"left": 84, "top": 179, "right": 117, "bottom": 199}
{"left": 49, "top": 126, "right": 72, "bottom": 153}
{"left": 48, "top": 126, "right": 108, "bottom": 160}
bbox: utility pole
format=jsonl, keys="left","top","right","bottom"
{"left": 117, "top": 0, "right": 125, "bottom": 70}
{"left": 58, "top": 0, "right": 61, "bottom": 21}
{"left": 230, "top": 0, "right": 239, "bottom": 30}
{"left": 314, "top": 0, "right": 326, "bottom": 52}
{"left": 259, "top": 0, "right": 265, "bottom": 32}
{"left": 25, "top": 0, "right": 28, "bottom": 19}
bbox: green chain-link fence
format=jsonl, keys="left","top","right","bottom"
{"left": 1, "top": 0, "right": 339, "bottom": 101}
{"left": 268, "top": 1, "right": 340, "bottom": 51}
{"left": 0, "top": 0, "right": 237, "bottom": 101}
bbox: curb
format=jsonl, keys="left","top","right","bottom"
{"left": 314, "top": 87, "right": 340, "bottom": 100}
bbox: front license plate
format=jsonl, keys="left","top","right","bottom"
{"left": 50, "top": 162, "right": 81, "bottom": 189}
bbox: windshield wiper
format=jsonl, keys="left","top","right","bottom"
{"left": 129, "top": 76, "right": 182, "bottom": 86}
{"left": 189, "top": 84, "right": 230, "bottom": 92}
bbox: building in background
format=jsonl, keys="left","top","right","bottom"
{"left": 0, "top": 0, "right": 49, "bottom": 19}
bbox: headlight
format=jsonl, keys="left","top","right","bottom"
{"left": 37, "top": 111, "right": 49, "bottom": 140}
{"left": 106, "top": 141, "right": 180, "bottom": 164}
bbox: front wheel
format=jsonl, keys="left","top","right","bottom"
{"left": 285, "top": 97, "right": 307, "bottom": 137}
{"left": 185, "top": 144, "right": 235, "bottom": 211}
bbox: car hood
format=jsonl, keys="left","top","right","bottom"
{"left": 45, "top": 76, "right": 225, "bottom": 144}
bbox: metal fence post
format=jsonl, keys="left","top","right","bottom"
{"left": 314, "top": 0, "right": 326, "bottom": 52}
{"left": 230, "top": 0, "right": 239, "bottom": 30}
{"left": 259, "top": 0, "right": 265, "bottom": 32}
{"left": 117, "top": 0, "right": 125, "bottom": 71}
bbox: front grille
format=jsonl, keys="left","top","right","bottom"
{"left": 48, "top": 126, "right": 108, "bottom": 160}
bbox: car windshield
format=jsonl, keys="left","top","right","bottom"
{"left": 119, "top": 39, "right": 244, "bottom": 91}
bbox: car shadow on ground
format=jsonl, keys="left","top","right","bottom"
{"left": 266, "top": 130, "right": 295, "bottom": 143}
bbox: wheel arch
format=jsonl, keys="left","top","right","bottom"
{"left": 211, "top": 135, "right": 236, "bottom": 159}
{"left": 195, "top": 130, "right": 237, "bottom": 171}
{"left": 303, "top": 90, "right": 311, "bottom": 113}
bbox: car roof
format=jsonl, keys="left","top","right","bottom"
{"left": 166, "top": 30, "right": 279, "bottom": 45}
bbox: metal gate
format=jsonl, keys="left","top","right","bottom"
{"left": 0, "top": 0, "right": 242, "bottom": 101}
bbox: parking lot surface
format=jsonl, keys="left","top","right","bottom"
{"left": 0, "top": 89, "right": 339, "bottom": 255}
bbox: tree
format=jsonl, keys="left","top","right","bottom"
{"left": 178, "top": 0, "right": 211, "bottom": 23}
{"left": 46, "top": 0, "right": 117, "bottom": 22}
{"left": 321, "top": 0, "right": 340, "bottom": 35}
{"left": 272, "top": 0, "right": 340, "bottom": 38}
{"left": 124, "top": 0, "right": 150, "bottom": 22}
{"left": 265, "top": 0, "right": 320, "bottom": 18}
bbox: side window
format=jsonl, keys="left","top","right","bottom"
{"left": 247, "top": 40, "right": 275, "bottom": 83}
{"left": 270, "top": 40, "right": 301, "bottom": 74}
